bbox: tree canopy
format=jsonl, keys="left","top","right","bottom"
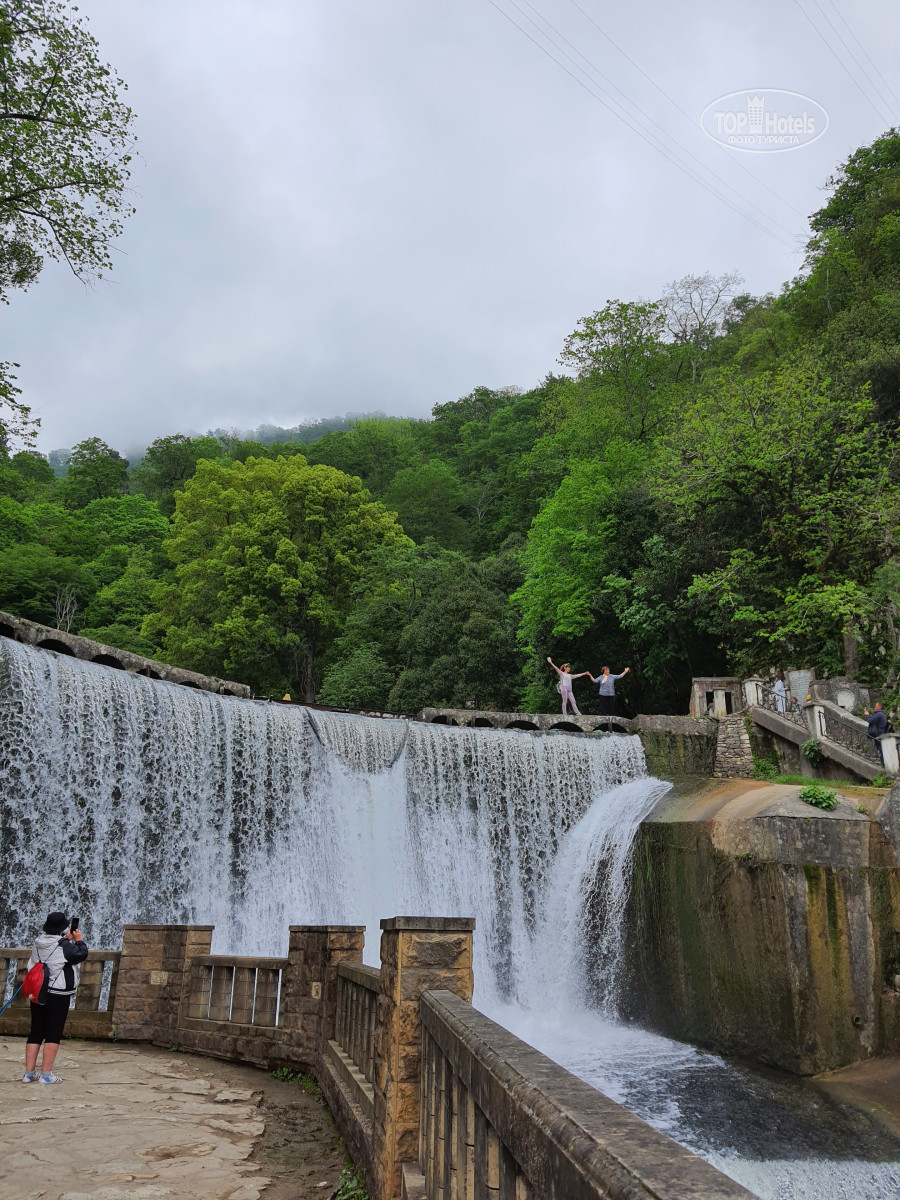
{"left": 3, "top": 131, "right": 900, "bottom": 714}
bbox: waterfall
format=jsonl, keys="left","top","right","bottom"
{"left": 4, "top": 639, "right": 899, "bottom": 1200}
{"left": 0, "top": 638, "right": 655, "bottom": 1011}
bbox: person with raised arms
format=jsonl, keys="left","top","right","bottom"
{"left": 546, "top": 658, "right": 592, "bottom": 716}
{"left": 590, "top": 665, "right": 631, "bottom": 717}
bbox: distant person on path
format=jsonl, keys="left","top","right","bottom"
{"left": 864, "top": 702, "right": 888, "bottom": 764}
{"left": 590, "top": 666, "right": 631, "bottom": 716}
{"left": 22, "top": 912, "right": 88, "bottom": 1084}
{"left": 774, "top": 674, "right": 787, "bottom": 714}
{"left": 546, "top": 658, "right": 591, "bottom": 716}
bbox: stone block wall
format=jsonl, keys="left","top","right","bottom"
{"left": 713, "top": 715, "right": 755, "bottom": 778}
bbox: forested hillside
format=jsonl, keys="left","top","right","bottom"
{"left": 2, "top": 131, "right": 899, "bottom": 715}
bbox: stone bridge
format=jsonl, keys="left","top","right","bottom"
{"left": 418, "top": 706, "right": 635, "bottom": 734}
{"left": 0, "top": 609, "right": 250, "bottom": 698}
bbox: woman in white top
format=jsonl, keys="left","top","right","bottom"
{"left": 22, "top": 911, "right": 88, "bottom": 1085}
{"left": 546, "top": 658, "right": 591, "bottom": 715}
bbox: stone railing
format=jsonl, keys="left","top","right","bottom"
{"left": 335, "top": 960, "right": 380, "bottom": 1084}
{"left": 410, "top": 990, "right": 752, "bottom": 1200}
{"left": 744, "top": 678, "right": 807, "bottom": 730}
{"left": 186, "top": 954, "right": 285, "bottom": 1026}
{"left": 1, "top": 948, "right": 121, "bottom": 1038}
{"left": 813, "top": 702, "right": 883, "bottom": 765}
{"left": 0, "top": 920, "right": 753, "bottom": 1200}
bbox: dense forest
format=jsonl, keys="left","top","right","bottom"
{"left": 2, "top": 131, "right": 899, "bottom": 716}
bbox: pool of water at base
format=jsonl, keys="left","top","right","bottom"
{"left": 489, "top": 1002, "right": 900, "bottom": 1200}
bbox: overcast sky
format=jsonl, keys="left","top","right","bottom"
{"left": 5, "top": 0, "right": 898, "bottom": 454}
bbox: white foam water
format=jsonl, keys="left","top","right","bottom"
{"left": 1, "top": 638, "right": 898, "bottom": 1199}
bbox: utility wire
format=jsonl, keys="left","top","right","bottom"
{"left": 486, "top": 0, "right": 798, "bottom": 248}
{"left": 804, "top": 0, "right": 898, "bottom": 118}
{"left": 516, "top": 0, "right": 800, "bottom": 240}
{"left": 792, "top": 0, "right": 894, "bottom": 128}
{"left": 566, "top": 0, "right": 808, "bottom": 221}
{"left": 815, "top": 0, "right": 900, "bottom": 113}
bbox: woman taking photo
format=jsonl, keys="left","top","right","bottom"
{"left": 22, "top": 911, "right": 88, "bottom": 1084}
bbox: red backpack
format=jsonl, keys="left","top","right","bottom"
{"left": 21, "top": 954, "right": 53, "bottom": 1005}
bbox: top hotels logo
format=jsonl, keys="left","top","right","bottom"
{"left": 700, "top": 89, "right": 829, "bottom": 152}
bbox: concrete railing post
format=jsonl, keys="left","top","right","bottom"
{"left": 878, "top": 734, "right": 900, "bottom": 777}
{"left": 373, "top": 916, "right": 475, "bottom": 1200}
{"left": 806, "top": 703, "right": 826, "bottom": 741}
{"left": 743, "top": 677, "right": 763, "bottom": 708}
{"left": 281, "top": 925, "right": 365, "bottom": 1064}
{"left": 113, "top": 924, "right": 213, "bottom": 1042}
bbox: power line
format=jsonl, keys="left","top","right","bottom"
{"left": 813, "top": 0, "right": 900, "bottom": 113}
{"left": 486, "top": 0, "right": 799, "bottom": 249}
{"left": 791, "top": 0, "right": 894, "bottom": 128}
{"left": 566, "top": 0, "right": 808, "bottom": 221}
{"left": 806, "top": 0, "right": 897, "bottom": 115}
{"left": 516, "top": 0, "right": 800, "bottom": 239}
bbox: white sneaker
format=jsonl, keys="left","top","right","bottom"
{"left": 38, "top": 1072, "right": 62, "bottom": 1084}
{"left": 21, "top": 1071, "right": 38, "bottom": 1083}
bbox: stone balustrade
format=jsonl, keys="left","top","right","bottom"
{"left": 0, "top": 919, "right": 753, "bottom": 1200}
{"left": 1, "top": 947, "right": 121, "bottom": 1039}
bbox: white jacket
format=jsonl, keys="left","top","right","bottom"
{"left": 27, "top": 932, "right": 89, "bottom": 996}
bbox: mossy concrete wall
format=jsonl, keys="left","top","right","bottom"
{"left": 620, "top": 780, "right": 900, "bottom": 1075}
{"left": 631, "top": 715, "right": 719, "bottom": 778}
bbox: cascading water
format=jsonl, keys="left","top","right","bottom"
{"left": 0, "top": 638, "right": 649, "bottom": 1002}
{"left": 2, "top": 638, "right": 898, "bottom": 1200}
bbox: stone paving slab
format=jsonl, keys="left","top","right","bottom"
{"left": 0, "top": 1040, "right": 346, "bottom": 1200}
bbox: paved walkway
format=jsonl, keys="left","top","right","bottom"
{"left": 0, "top": 1039, "right": 347, "bottom": 1200}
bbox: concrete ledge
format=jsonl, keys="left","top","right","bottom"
{"left": 401, "top": 1164, "right": 427, "bottom": 1199}
{"left": 380, "top": 916, "right": 476, "bottom": 931}
{"left": 0, "top": 611, "right": 250, "bottom": 698}
{"left": 317, "top": 1040, "right": 375, "bottom": 1196}
{"left": 421, "top": 990, "right": 755, "bottom": 1199}
{"left": 323, "top": 1038, "right": 374, "bottom": 1121}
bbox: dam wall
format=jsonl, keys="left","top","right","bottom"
{"left": 623, "top": 779, "right": 900, "bottom": 1074}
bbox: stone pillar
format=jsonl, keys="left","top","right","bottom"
{"left": 373, "top": 916, "right": 475, "bottom": 1200}
{"left": 879, "top": 734, "right": 900, "bottom": 777}
{"left": 807, "top": 703, "right": 826, "bottom": 741}
{"left": 280, "top": 925, "right": 365, "bottom": 1064}
{"left": 113, "top": 924, "right": 213, "bottom": 1042}
{"left": 743, "top": 677, "right": 764, "bottom": 709}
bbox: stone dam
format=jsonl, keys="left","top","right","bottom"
{"left": 1, "top": 630, "right": 899, "bottom": 1198}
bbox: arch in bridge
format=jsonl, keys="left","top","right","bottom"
{"left": 36, "top": 638, "right": 76, "bottom": 656}
{"left": 138, "top": 667, "right": 162, "bottom": 679}
{"left": 472, "top": 717, "right": 496, "bottom": 728}
{"left": 0, "top": 621, "right": 17, "bottom": 641}
{"left": 220, "top": 687, "right": 241, "bottom": 696}
{"left": 548, "top": 721, "right": 583, "bottom": 733}
{"left": 506, "top": 720, "right": 539, "bottom": 731}
{"left": 429, "top": 714, "right": 455, "bottom": 725}
{"left": 91, "top": 653, "right": 127, "bottom": 670}
{"left": 592, "top": 717, "right": 631, "bottom": 732}
{"left": 179, "top": 679, "right": 200, "bottom": 689}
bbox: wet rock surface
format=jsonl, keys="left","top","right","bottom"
{"left": 0, "top": 1040, "right": 346, "bottom": 1200}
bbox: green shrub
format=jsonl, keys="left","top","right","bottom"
{"left": 336, "top": 1164, "right": 369, "bottom": 1200}
{"left": 271, "top": 1067, "right": 320, "bottom": 1095}
{"left": 801, "top": 738, "right": 823, "bottom": 766}
{"left": 799, "top": 783, "right": 839, "bottom": 811}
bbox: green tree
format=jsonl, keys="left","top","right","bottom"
{"left": 319, "top": 643, "right": 394, "bottom": 710}
{"left": 130, "top": 433, "right": 221, "bottom": 514}
{"left": 79, "top": 546, "right": 159, "bottom": 655}
{"left": 146, "top": 455, "right": 409, "bottom": 701}
{"left": 64, "top": 437, "right": 129, "bottom": 507}
{"left": 0, "top": 0, "right": 136, "bottom": 289}
{"left": 0, "top": 0, "right": 136, "bottom": 446}
{"left": 383, "top": 459, "right": 471, "bottom": 549}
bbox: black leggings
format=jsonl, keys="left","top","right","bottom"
{"left": 27, "top": 994, "right": 71, "bottom": 1045}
